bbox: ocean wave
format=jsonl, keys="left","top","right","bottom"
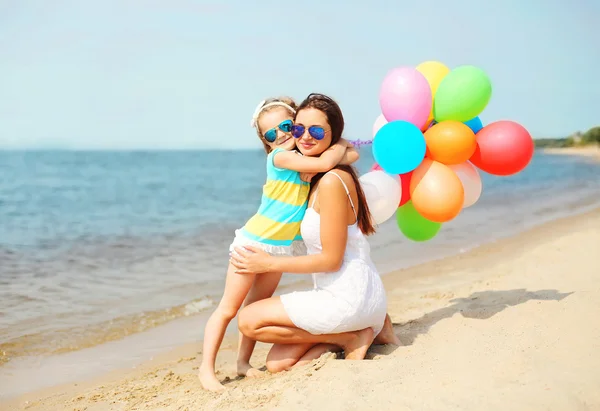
{"left": 0, "top": 296, "right": 216, "bottom": 366}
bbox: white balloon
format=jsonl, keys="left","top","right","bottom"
{"left": 359, "top": 170, "right": 401, "bottom": 224}
{"left": 372, "top": 114, "right": 388, "bottom": 137}
{"left": 449, "top": 162, "right": 482, "bottom": 208}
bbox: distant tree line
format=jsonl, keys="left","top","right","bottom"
{"left": 534, "top": 126, "right": 600, "bottom": 148}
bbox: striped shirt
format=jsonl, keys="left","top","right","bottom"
{"left": 241, "top": 148, "right": 310, "bottom": 247}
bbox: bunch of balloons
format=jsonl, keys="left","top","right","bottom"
{"left": 359, "top": 61, "right": 534, "bottom": 242}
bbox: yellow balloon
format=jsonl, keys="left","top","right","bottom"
{"left": 417, "top": 61, "right": 450, "bottom": 130}
{"left": 421, "top": 112, "right": 434, "bottom": 132}
{"left": 416, "top": 61, "right": 450, "bottom": 97}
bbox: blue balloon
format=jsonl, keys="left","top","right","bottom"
{"left": 372, "top": 120, "right": 426, "bottom": 174}
{"left": 464, "top": 116, "right": 483, "bottom": 134}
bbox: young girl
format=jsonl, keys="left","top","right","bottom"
{"left": 198, "top": 97, "right": 359, "bottom": 391}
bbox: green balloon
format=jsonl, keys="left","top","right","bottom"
{"left": 396, "top": 201, "right": 442, "bottom": 242}
{"left": 433, "top": 65, "right": 492, "bottom": 123}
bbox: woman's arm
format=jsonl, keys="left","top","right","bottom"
{"left": 273, "top": 144, "right": 348, "bottom": 173}
{"left": 232, "top": 174, "right": 350, "bottom": 274}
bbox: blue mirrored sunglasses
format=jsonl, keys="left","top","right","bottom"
{"left": 264, "top": 119, "right": 293, "bottom": 143}
{"left": 291, "top": 124, "right": 328, "bottom": 140}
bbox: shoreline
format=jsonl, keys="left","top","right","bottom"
{"left": 541, "top": 144, "right": 600, "bottom": 161}
{"left": 3, "top": 207, "right": 600, "bottom": 410}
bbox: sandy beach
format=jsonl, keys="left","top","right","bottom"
{"left": 2, "top": 207, "right": 599, "bottom": 411}
{"left": 542, "top": 145, "right": 600, "bottom": 161}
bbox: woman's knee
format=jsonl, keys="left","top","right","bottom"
{"left": 266, "top": 357, "right": 295, "bottom": 373}
{"left": 238, "top": 297, "right": 288, "bottom": 339}
{"left": 266, "top": 345, "right": 304, "bottom": 373}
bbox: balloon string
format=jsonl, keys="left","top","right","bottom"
{"left": 348, "top": 139, "right": 373, "bottom": 148}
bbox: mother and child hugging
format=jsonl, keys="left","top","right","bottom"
{"left": 198, "top": 92, "right": 401, "bottom": 392}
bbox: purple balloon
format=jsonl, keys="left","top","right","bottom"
{"left": 379, "top": 67, "right": 432, "bottom": 130}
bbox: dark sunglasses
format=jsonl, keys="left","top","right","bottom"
{"left": 264, "top": 119, "right": 293, "bottom": 143}
{"left": 291, "top": 124, "right": 329, "bottom": 140}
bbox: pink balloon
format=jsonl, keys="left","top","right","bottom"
{"left": 448, "top": 162, "right": 482, "bottom": 208}
{"left": 379, "top": 67, "right": 432, "bottom": 129}
{"left": 370, "top": 162, "right": 382, "bottom": 172}
{"left": 372, "top": 114, "right": 387, "bottom": 137}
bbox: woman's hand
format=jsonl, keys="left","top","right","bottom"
{"left": 230, "top": 246, "right": 275, "bottom": 274}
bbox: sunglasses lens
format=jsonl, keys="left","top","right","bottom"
{"left": 264, "top": 129, "right": 277, "bottom": 143}
{"left": 308, "top": 126, "right": 325, "bottom": 140}
{"left": 291, "top": 125, "right": 305, "bottom": 138}
{"left": 279, "top": 120, "right": 293, "bottom": 133}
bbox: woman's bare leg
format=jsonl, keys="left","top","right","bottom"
{"left": 293, "top": 344, "right": 341, "bottom": 368}
{"left": 373, "top": 314, "right": 401, "bottom": 345}
{"left": 266, "top": 343, "right": 314, "bottom": 373}
{"left": 237, "top": 271, "right": 282, "bottom": 377}
{"left": 266, "top": 343, "right": 340, "bottom": 373}
{"left": 239, "top": 297, "right": 374, "bottom": 360}
{"left": 198, "top": 263, "right": 255, "bottom": 392}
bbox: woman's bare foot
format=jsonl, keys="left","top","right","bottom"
{"left": 373, "top": 314, "right": 401, "bottom": 346}
{"left": 237, "top": 361, "right": 264, "bottom": 378}
{"left": 198, "top": 365, "right": 226, "bottom": 392}
{"left": 342, "top": 328, "right": 374, "bottom": 360}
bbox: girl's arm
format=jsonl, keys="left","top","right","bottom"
{"left": 233, "top": 173, "right": 349, "bottom": 274}
{"left": 273, "top": 144, "right": 348, "bottom": 173}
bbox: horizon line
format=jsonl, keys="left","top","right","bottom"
{"left": 0, "top": 147, "right": 268, "bottom": 152}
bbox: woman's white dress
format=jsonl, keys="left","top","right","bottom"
{"left": 280, "top": 172, "right": 387, "bottom": 335}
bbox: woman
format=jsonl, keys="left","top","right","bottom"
{"left": 231, "top": 93, "right": 399, "bottom": 372}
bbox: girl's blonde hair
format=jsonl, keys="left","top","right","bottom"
{"left": 251, "top": 97, "right": 297, "bottom": 154}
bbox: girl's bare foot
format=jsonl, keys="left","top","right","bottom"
{"left": 373, "top": 314, "right": 401, "bottom": 346}
{"left": 342, "top": 328, "right": 374, "bottom": 360}
{"left": 198, "top": 366, "right": 226, "bottom": 392}
{"left": 237, "top": 361, "right": 264, "bottom": 378}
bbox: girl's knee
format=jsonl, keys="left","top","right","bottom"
{"left": 215, "top": 304, "right": 238, "bottom": 323}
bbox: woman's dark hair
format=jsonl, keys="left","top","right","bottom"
{"left": 296, "top": 93, "right": 376, "bottom": 235}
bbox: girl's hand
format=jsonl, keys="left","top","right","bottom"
{"left": 230, "top": 246, "right": 274, "bottom": 274}
{"left": 300, "top": 172, "right": 316, "bottom": 182}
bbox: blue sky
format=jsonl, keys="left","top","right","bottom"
{"left": 0, "top": 0, "right": 598, "bottom": 149}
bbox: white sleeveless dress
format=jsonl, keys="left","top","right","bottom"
{"left": 280, "top": 172, "right": 388, "bottom": 336}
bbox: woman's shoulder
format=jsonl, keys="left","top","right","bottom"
{"left": 319, "top": 169, "right": 355, "bottom": 192}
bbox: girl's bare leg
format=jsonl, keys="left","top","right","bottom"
{"left": 237, "top": 271, "right": 282, "bottom": 377}
{"left": 198, "top": 263, "right": 255, "bottom": 392}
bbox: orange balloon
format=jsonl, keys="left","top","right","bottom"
{"left": 410, "top": 159, "right": 464, "bottom": 223}
{"left": 424, "top": 121, "right": 476, "bottom": 165}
